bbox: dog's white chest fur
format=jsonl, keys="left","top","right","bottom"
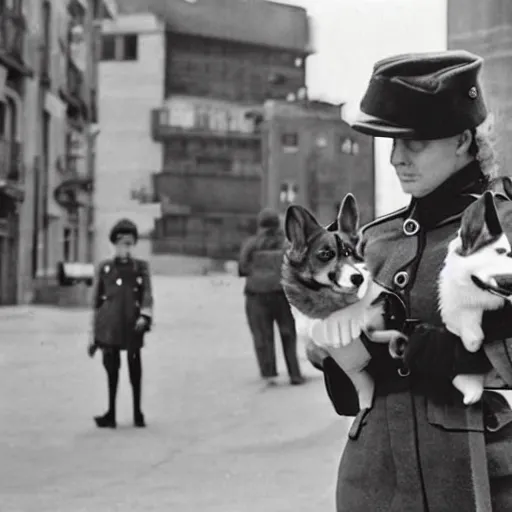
{"left": 439, "top": 235, "right": 509, "bottom": 352}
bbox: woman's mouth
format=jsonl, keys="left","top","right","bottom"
{"left": 398, "top": 174, "right": 417, "bottom": 182}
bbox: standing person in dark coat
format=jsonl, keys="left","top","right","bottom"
{"left": 302, "top": 51, "right": 512, "bottom": 511}
{"left": 239, "top": 208, "right": 304, "bottom": 386}
{"left": 88, "top": 219, "right": 154, "bottom": 429}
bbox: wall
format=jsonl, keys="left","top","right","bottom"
{"left": 448, "top": 0, "right": 512, "bottom": 175}
{"left": 96, "top": 13, "right": 164, "bottom": 262}
{"left": 263, "top": 100, "right": 375, "bottom": 227}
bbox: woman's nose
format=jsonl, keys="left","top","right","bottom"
{"left": 390, "top": 139, "right": 406, "bottom": 166}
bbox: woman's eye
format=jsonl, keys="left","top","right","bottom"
{"left": 404, "top": 139, "right": 428, "bottom": 152}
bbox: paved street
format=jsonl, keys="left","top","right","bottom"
{"left": 0, "top": 275, "right": 351, "bottom": 512}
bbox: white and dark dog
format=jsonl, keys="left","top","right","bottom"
{"left": 439, "top": 189, "right": 512, "bottom": 405}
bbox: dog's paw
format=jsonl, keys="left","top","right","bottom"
{"left": 452, "top": 374, "right": 485, "bottom": 405}
{"left": 460, "top": 332, "right": 484, "bottom": 353}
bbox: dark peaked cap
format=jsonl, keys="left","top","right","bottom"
{"left": 352, "top": 50, "right": 488, "bottom": 139}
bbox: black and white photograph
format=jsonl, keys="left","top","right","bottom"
{"left": 1, "top": 0, "right": 512, "bottom": 510}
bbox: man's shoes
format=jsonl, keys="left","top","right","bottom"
{"left": 94, "top": 412, "right": 116, "bottom": 429}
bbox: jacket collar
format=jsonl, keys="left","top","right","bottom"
{"left": 409, "top": 160, "right": 488, "bottom": 229}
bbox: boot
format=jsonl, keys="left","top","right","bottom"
{"left": 94, "top": 411, "right": 116, "bottom": 429}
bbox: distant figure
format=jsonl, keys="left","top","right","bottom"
{"left": 88, "top": 219, "right": 154, "bottom": 428}
{"left": 238, "top": 208, "right": 304, "bottom": 386}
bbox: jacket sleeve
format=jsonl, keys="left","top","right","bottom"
{"left": 403, "top": 306, "right": 512, "bottom": 383}
{"left": 138, "top": 260, "right": 154, "bottom": 325}
{"left": 93, "top": 262, "right": 106, "bottom": 310}
{"left": 91, "top": 262, "right": 106, "bottom": 342}
{"left": 238, "top": 237, "right": 255, "bottom": 277}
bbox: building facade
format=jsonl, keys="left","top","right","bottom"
{"left": 262, "top": 100, "right": 375, "bottom": 227}
{"left": 96, "top": 0, "right": 375, "bottom": 263}
{"left": 448, "top": 0, "right": 512, "bottom": 174}
{"left": 0, "top": 0, "right": 115, "bottom": 305}
{"left": 94, "top": 0, "right": 311, "bottom": 262}
{"left": 96, "top": 12, "right": 164, "bottom": 262}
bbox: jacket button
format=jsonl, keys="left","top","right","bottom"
{"left": 394, "top": 271, "right": 409, "bottom": 288}
{"left": 116, "top": 278, "right": 122, "bottom": 286}
{"left": 403, "top": 218, "right": 420, "bottom": 236}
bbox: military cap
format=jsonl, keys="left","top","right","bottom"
{"left": 109, "top": 218, "right": 139, "bottom": 244}
{"left": 352, "top": 50, "right": 488, "bottom": 139}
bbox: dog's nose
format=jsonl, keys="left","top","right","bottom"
{"left": 350, "top": 273, "right": 364, "bottom": 287}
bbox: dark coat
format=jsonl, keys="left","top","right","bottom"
{"left": 93, "top": 258, "right": 153, "bottom": 351}
{"left": 238, "top": 226, "right": 287, "bottom": 294}
{"left": 322, "top": 162, "right": 512, "bottom": 511}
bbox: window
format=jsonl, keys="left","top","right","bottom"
{"left": 101, "top": 35, "right": 115, "bottom": 61}
{"left": 281, "top": 132, "right": 298, "bottom": 153}
{"left": 100, "top": 34, "right": 138, "bottom": 61}
{"left": 63, "top": 227, "right": 71, "bottom": 262}
{"left": 122, "top": 34, "right": 138, "bottom": 61}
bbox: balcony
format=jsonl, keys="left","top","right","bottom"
{"left": 0, "top": 139, "right": 24, "bottom": 200}
{"left": 0, "top": 6, "right": 29, "bottom": 76}
{"left": 151, "top": 108, "right": 262, "bottom": 142}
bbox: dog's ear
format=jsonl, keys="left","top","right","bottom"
{"left": 459, "top": 191, "right": 503, "bottom": 256}
{"left": 337, "top": 193, "right": 359, "bottom": 237}
{"left": 284, "top": 205, "right": 321, "bottom": 245}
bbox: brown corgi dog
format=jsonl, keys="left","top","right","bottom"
{"left": 281, "top": 194, "right": 367, "bottom": 320}
{"left": 282, "top": 194, "right": 406, "bottom": 415}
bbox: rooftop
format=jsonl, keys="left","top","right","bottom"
{"left": 118, "top": 0, "right": 311, "bottom": 53}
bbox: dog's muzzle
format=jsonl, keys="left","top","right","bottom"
{"left": 471, "top": 274, "right": 512, "bottom": 300}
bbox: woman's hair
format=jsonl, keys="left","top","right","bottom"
{"left": 469, "top": 114, "right": 499, "bottom": 179}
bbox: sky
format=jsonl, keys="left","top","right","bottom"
{"left": 278, "top": 0, "right": 448, "bottom": 214}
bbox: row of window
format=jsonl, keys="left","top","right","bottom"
{"left": 170, "top": 37, "right": 305, "bottom": 68}
{"left": 99, "top": 33, "right": 306, "bottom": 70}
{"left": 280, "top": 133, "right": 361, "bottom": 155}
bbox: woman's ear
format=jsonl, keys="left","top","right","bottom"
{"left": 456, "top": 129, "right": 473, "bottom": 156}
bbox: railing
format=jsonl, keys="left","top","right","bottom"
{"left": 0, "top": 6, "right": 25, "bottom": 62}
{"left": 0, "top": 139, "right": 23, "bottom": 184}
{"left": 151, "top": 108, "right": 262, "bottom": 142}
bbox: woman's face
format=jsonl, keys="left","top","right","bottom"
{"left": 390, "top": 130, "right": 474, "bottom": 198}
{"left": 114, "top": 234, "right": 136, "bottom": 258}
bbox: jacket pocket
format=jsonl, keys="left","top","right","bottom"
{"left": 426, "top": 396, "right": 485, "bottom": 432}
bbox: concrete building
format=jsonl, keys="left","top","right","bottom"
{"left": 96, "top": 12, "right": 164, "bottom": 263}
{"left": 262, "top": 100, "right": 375, "bottom": 227}
{"left": 96, "top": 0, "right": 311, "bottom": 263}
{"left": 0, "top": 0, "right": 115, "bottom": 305}
{"left": 447, "top": 0, "right": 512, "bottom": 174}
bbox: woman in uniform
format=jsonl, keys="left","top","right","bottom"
{"left": 307, "top": 51, "right": 512, "bottom": 511}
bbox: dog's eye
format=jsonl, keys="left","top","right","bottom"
{"left": 317, "top": 250, "right": 335, "bottom": 262}
{"left": 496, "top": 248, "right": 508, "bottom": 255}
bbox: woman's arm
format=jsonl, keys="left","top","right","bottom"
{"left": 403, "top": 305, "right": 512, "bottom": 382}
{"left": 238, "top": 237, "right": 255, "bottom": 277}
{"left": 139, "top": 260, "right": 154, "bottom": 329}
